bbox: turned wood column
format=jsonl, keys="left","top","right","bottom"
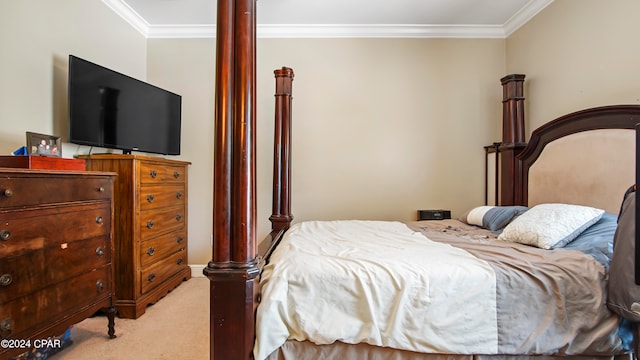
{"left": 270, "top": 67, "right": 295, "bottom": 232}
{"left": 203, "top": 0, "right": 258, "bottom": 359}
{"left": 499, "top": 74, "right": 527, "bottom": 206}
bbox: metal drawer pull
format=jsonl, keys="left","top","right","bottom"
{"left": 176, "top": 258, "right": 184, "bottom": 265}
{"left": 175, "top": 214, "right": 182, "bottom": 221}
{"left": 96, "top": 216, "right": 104, "bottom": 224}
{"left": 96, "top": 280, "right": 104, "bottom": 293}
{"left": 146, "top": 247, "right": 155, "bottom": 256}
{"left": 176, "top": 192, "right": 183, "bottom": 199}
{"left": 177, "top": 236, "right": 184, "bottom": 244}
{"left": 96, "top": 247, "right": 104, "bottom": 257}
{"left": 1, "top": 318, "right": 12, "bottom": 336}
{"left": 146, "top": 194, "right": 155, "bottom": 203}
{"left": 0, "top": 230, "right": 11, "bottom": 241}
{"left": 98, "top": 186, "right": 105, "bottom": 192}
{"left": 147, "top": 273, "right": 156, "bottom": 282}
{"left": 146, "top": 220, "right": 154, "bottom": 229}
{"left": 173, "top": 171, "right": 180, "bottom": 179}
{"left": 3, "top": 189, "right": 13, "bottom": 197}
{"left": 0, "top": 274, "right": 13, "bottom": 287}
{"left": 150, "top": 170, "right": 158, "bottom": 178}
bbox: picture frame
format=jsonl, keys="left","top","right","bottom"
{"left": 26, "top": 132, "right": 62, "bottom": 157}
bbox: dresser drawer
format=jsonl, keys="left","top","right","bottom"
{"left": 139, "top": 162, "right": 186, "bottom": 184}
{"left": 0, "top": 236, "right": 111, "bottom": 305}
{"left": 139, "top": 229, "right": 187, "bottom": 267}
{"left": 139, "top": 205, "right": 185, "bottom": 241}
{"left": 45, "top": 236, "right": 111, "bottom": 284}
{"left": 0, "top": 203, "right": 111, "bottom": 257}
{"left": 0, "top": 251, "right": 44, "bottom": 304}
{"left": 0, "top": 176, "right": 112, "bottom": 208}
{"left": 0, "top": 265, "right": 112, "bottom": 337}
{"left": 139, "top": 184, "right": 186, "bottom": 211}
{"left": 140, "top": 250, "right": 187, "bottom": 295}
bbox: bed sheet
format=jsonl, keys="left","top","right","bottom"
{"left": 254, "top": 219, "right": 628, "bottom": 360}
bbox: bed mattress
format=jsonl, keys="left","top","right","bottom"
{"left": 254, "top": 219, "right": 630, "bottom": 359}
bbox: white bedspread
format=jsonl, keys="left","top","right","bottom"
{"left": 254, "top": 220, "right": 498, "bottom": 360}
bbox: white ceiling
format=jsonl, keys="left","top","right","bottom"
{"left": 103, "top": 0, "right": 553, "bottom": 38}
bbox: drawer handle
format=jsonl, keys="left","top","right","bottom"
{"left": 0, "top": 230, "right": 11, "bottom": 241}
{"left": 147, "top": 220, "right": 154, "bottom": 229}
{"left": 96, "top": 247, "right": 104, "bottom": 257}
{"left": 150, "top": 170, "right": 158, "bottom": 178}
{"left": 3, "top": 189, "right": 13, "bottom": 197}
{"left": 96, "top": 216, "right": 104, "bottom": 224}
{"left": 0, "top": 274, "right": 13, "bottom": 287}
{"left": 177, "top": 236, "right": 184, "bottom": 244}
{"left": 146, "top": 194, "right": 155, "bottom": 203}
{"left": 1, "top": 318, "right": 12, "bottom": 337}
{"left": 175, "top": 214, "right": 182, "bottom": 222}
{"left": 96, "top": 280, "right": 104, "bottom": 293}
{"left": 147, "top": 273, "right": 156, "bottom": 282}
{"left": 176, "top": 258, "right": 184, "bottom": 265}
{"left": 173, "top": 171, "right": 181, "bottom": 179}
{"left": 98, "top": 186, "right": 105, "bottom": 193}
{"left": 176, "top": 192, "right": 183, "bottom": 200}
{"left": 146, "top": 247, "right": 156, "bottom": 256}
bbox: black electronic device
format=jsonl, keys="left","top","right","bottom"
{"left": 68, "top": 55, "right": 182, "bottom": 155}
{"left": 417, "top": 209, "right": 451, "bottom": 221}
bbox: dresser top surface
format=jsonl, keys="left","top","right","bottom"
{"left": 76, "top": 154, "right": 191, "bottom": 166}
{"left": 0, "top": 168, "right": 117, "bottom": 177}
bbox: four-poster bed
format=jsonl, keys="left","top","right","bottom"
{"left": 204, "top": 1, "right": 640, "bottom": 359}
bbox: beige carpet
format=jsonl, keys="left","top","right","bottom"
{"left": 54, "top": 276, "right": 209, "bottom": 360}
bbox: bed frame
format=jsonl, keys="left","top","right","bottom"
{"left": 203, "top": 1, "right": 640, "bottom": 358}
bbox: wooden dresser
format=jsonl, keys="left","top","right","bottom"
{"left": 78, "top": 154, "right": 191, "bottom": 319}
{"left": 0, "top": 169, "right": 116, "bottom": 359}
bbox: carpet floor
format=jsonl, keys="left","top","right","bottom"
{"left": 53, "top": 276, "right": 209, "bottom": 360}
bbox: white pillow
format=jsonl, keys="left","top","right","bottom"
{"left": 497, "top": 203, "right": 604, "bottom": 249}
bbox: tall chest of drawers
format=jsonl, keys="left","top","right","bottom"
{"left": 0, "top": 169, "right": 117, "bottom": 359}
{"left": 78, "top": 154, "right": 191, "bottom": 319}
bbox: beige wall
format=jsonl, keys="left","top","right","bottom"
{"left": 147, "top": 38, "right": 506, "bottom": 264}
{"left": 16, "top": 1, "right": 633, "bottom": 266}
{"left": 147, "top": 39, "right": 215, "bottom": 264}
{"left": 506, "top": 0, "right": 640, "bottom": 135}
{"left": 257, "top": 39, "right": 505, "bottom": 223}
{"left": 0, "top": 2, "right": 509, "bottom": 266}
{"left": 0, "top": 0, "right": 147, "bottom": 156}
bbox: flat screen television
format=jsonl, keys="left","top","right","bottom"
{"left": 68, "top": 55, "right": 182, "bottom": 155}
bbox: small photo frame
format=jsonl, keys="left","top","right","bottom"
{"left": 26, "top": 132, "right": 62, "bottom": 157}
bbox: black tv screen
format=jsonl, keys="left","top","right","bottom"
{"left": 68, "top": 55, "right": 181, "bottom": 155}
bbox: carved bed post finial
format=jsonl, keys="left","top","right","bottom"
{"left": 499, "top": 74, "right": 527, "bottom": 206}
{"left": 204, "top": 0, "right": 259, "bottom": 359}
{"left": 270, "top": 67, "right": 295, "bottom": 232}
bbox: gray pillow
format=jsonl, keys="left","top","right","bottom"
{"left": 464, "top": 205, "right": 528, "bottom": 231}
{"left": 607, "top": 187, "right": 640, "bottom": 321}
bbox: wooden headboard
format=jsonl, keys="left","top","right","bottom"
{"left": 517, "top": 105, "right": 640, "bottom": 213}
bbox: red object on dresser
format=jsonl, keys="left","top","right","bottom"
{"left": 0, "top": 155, "right": 86, "bottom": 171}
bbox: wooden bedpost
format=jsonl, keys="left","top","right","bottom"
{"left": 499, "top": 74, "right": 527, "bottom": 206}
{"left": 270, "top": 67, "right": 295, "bottom": 232}
{"left": 203, "top": 0, "right": 258, "bottom": 359}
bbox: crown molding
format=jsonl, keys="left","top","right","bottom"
{"left": 146, "top": 24, "right": 216, "bottom": 39}
{"left": 256, "top": 24, "right": 507, "bottom": 39}
{"left": 504, "top": 0, "right": 554, "bottom": 36}
{"left": 102, "top": 0, "right": 150, "bottom": 36}
{"left": 145, "top": 24, "right": 507, "bottom": 39}
{"left": 104, "top": 0, "right": 553, "bottom": 39}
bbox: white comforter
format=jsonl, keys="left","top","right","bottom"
{"left": 254, "top": 220, "right": 498, "bottom": 360}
